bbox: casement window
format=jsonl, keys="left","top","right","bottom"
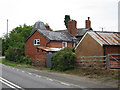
{"left": 34, "top": 39, "right": 40, "bottom": 45}
{"left": 62, "top": 42, "right": 67, "bottom": 48}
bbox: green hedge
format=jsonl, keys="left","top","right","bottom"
{"left": 50, "top": 47, "right": 76, "bottom": 71}
{"left": 5, "top": 47, "right": 31, "bottom": 64}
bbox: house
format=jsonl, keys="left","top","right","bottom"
{"left": 25, "top": 17, "right": 92, "bottom": 67}
{"left": 75, "top": 31, "right": 120, "bottom": 68}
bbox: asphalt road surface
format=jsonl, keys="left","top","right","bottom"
{"left": 0, "top": 63, "right": 82, "bottom": 89}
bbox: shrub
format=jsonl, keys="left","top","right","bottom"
{"left": 5, "top": 47, "right": 32, "bottom": 65}
{"left": 50, "top": 47, "right": 76, "bottom": 71}
{"left": 19, "top": 56, "right": 32, "bottom": 65}
{"left": 5, "top": 47, "right": 22, "bottom": 62}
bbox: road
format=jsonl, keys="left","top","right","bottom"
{"left": 1, "top": 63, "right": 82, "bottom": 89}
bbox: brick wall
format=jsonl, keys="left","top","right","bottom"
{"left": 104, "top": 45, "right": 120, "bottom": 55}
{"left": 75, "top": 33, "right": 103, "bottom": 57}
{"left": 25, "top": 31, "right": 50, "bottom": 66}
{"left": 25, "top": 30, "right": 73, "bottom": 67}
{"left": 48, "top": 41, "right": 73, "bottom": 48}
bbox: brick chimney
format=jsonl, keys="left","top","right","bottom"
{"left": 45, "top": 23, "right": 50, "bottom": 30}
{"left": 85, "top": 17, "right": 91, "bottom": 29}
{"left": 68, "top": 20, "right": 77, "bottom": 37}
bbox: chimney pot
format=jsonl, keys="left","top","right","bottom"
{"left": 88, "top": 17, "right": 90, "bottom": 20}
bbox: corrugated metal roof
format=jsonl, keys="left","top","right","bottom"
{"left": 38, "top": 47, "right": 62, "bottom": 52}
{"left": 88, "top": 31, "right": 120, "bottom": 46}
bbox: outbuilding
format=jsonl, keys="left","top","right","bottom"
{"left": 75, "top": 31, "right": 120, "bottom": 68}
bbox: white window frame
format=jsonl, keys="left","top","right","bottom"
{"left": 62, "top": 42, "right": 67, "bottom": 48}
{"left": 34, "top": 39, "right": 40, "bottom": 45}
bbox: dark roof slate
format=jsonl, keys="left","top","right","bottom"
{"left": 25, "top": 21, "right": 92, "bottom": 42}
{"left": 37, "top": 29, "right": 74, "bottom": 42}
{"left": 55, "top": 28, "right": 92, "bottom": 37}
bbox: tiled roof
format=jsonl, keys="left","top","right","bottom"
{"left": 26, "top": 21, "right": 91, "bottom": 42}
{"left": 38, "top": 29, "right": 74, "bottom": 42}
{"left": 55, "top": 28, "right": 92, "bottom": 37}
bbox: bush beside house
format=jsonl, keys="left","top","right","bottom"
{"left": 50, "top": 47, "right": 76, "bottom": 71}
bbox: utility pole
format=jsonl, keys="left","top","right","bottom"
{"left": 7, "top": 19, "right": 8, "bottom": 37}
{"left": 99, "top": 27, "right": 105, "bottom": 32}
{"left": 102, "top": 28, "right": 103, "bottom": 32}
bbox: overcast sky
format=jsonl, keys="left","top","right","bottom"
{"left": 0, "top": 0, "right": 119, "bottom": 37}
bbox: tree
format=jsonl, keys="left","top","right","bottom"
{"left": 2, "top": 24, "right": 33, "bottom": 60}
{"left": 0, "top": 38, "right": 1, "bottom": 48}
{"left": 64, "top": 15, "right": 70, "bottom": 29}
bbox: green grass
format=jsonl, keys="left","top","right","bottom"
{"left": 0, "top": 58, "right": 28, "bottom": 67}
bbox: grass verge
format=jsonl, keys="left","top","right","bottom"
{"left": 0, "top": 58, "right": 28, "bottom": 67}
{"left": 64, "top": 68, "right": 119, "bottom": 79}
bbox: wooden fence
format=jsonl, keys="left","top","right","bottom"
{"left": 107, "top": 54, "right": 120, "bottom": 69}
{"left": 75, "top": 56, "right": 107, "bottom": 69}
{"left": 31, "top": 59, "right": 46, "bottom": 67}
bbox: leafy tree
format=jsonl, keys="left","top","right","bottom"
{"left": 2, "top": 24, "right": 33, "bottom": 63}
{"left": 64, "top": 15, "right": 71, "bottom": 29}
{"left": 0, "top": 38, "right": 1, "bottom": 47}
{"left": 2, "top": 35, "right": 10, "bottom": 56}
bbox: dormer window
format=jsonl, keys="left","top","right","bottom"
{"left": 34, "top": 39, "right": 40, "bottom": 45}
{"left": 62, "top": 42, "right": 67, "bottom": 48}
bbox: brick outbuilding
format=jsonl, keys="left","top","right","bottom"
{"left": 75, "top": 31, "right": 120, "bottom": 56}
{"left": 75, "top": 31, "right": 120, "bottom": 68}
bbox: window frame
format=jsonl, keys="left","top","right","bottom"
{"left": 34, "top": 39, "right": 40, "bottom": 45}
{"left": 62, "top": 42, "right": 67, "bottom": 48}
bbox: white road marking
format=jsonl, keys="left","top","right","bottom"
{"left": 28, "top": 73, "right": 32, "bottom": 75}
{"left": 35, "top": 75, "right": 41, "bottom": 77}
{"left": 60, "top": 82, "right": 70, "bottom": 86}
{"left": 22, "top": 71, "right": 25, "bottom": 72}
{"left": 0, "top": 77, "right": 24, "bottom": 90}
{"left": 0, "top": 79, "right": 17, "bottom": 89}
{"left": 46, "top": 78, "right": 53, "bottom": 81}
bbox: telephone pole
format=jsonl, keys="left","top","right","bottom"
{"left": 7, "top": 19, "right": 8, "bottom": 37}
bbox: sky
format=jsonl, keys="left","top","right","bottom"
{"left": 0, "top": 0, "right": 119, "bottom": 37}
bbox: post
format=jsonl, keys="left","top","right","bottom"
{"left": 94, "top": 56, "right": 96, "bottom": 69}
{"left": 7, "top": 19, "right": 8, "bottom": 37}
{"left": 106, "top": 54, "right": 110, "bottom": 70}
{"left": 82, "top": 56, "right": 84, "bottom": 67}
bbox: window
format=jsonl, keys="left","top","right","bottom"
{"left": 62, "top": 42, "right": 67, "bottom": 48}
{"left": 34, "top": 39, "right": 40, "bottom": 45}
